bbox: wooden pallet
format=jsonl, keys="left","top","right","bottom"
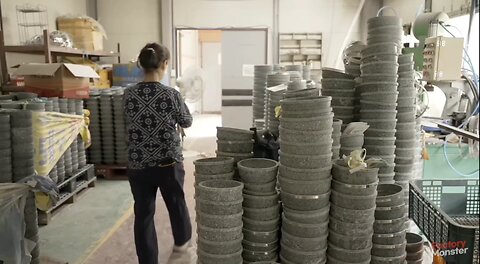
{"left": 38, "top": 164, "right": 96, "bottom": 225}
{"left": 95, "top": 164, "right": 128, "bottom": 180}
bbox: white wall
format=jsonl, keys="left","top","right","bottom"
{"left": 1, "top": 0, "right": 88, "bottom": 75}
{"left": 97, "top": 0, "right": 161, "bottom": 63}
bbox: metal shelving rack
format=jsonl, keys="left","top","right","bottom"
{"left": 279, "top": 32, "right": 322, "bottom": 69}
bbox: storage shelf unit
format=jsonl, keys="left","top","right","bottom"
{"left": 279, "top": 33, "right": 322, "bottom": 69}
{"left": 0, "top": 29, "right": 121, "bottom": 87}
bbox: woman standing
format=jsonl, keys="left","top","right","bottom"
{"left": 124, "top": 43, "right": 194, "bottom": 264}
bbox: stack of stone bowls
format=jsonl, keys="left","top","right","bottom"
{"left": 321, "top": 68, "right": 356, "bottom": 128}
{"left": 278, "top": 96, "right": 333, "bottom": 264}
{"left": 100, "top": 91, "right": 115, "bottom": 164}
{"left": 394, "top": 53, "right": 418, "bottom": 201}
{"left": 68, "top": 99, "right": 79, "bottom": 171}
{"left": 10, "top": 110, "right": 35, "bottom": 182}
{"left": 332, "top": 119, "right": 342, "bottom": 160}
{"left": 285, "top": 65, "right": 303, "bottom": 76}
{"left": 238, "top": 158, "right": 280, "bottom": 263}
{"left": 85, "top": 95, "right": 102, "bottom": 164}
{"left": 359, "top": 13, "right": 402, "bottom": 184}
{"left": 59, "top": 99, "right": 74, "bottom": 177}
{"left": 253, "top": 65, "right": 274, "bottom": 129}
{"left": 196, "top": 179, "right": 244, "bottom": 264}
{"left": 193, "top": 157, "right": 235, "bottom": 190}
{"left": 284, "top": 88, "right": 319, "bottom": 99}
{"left": 372, "top": 184, "right": 408, "bottom": 264}
{"left": 327, "top": 159, "right": 378, "bottom": 264}
{"left": 405, "top": 232, "right": 424, "bottom": 264}
{"left": 287, "top": 79, "right": 307, "bottom": 92}
{"left": 216, "top": 127, "right": 254, "bottom": 165}
{"left": 265, "top": 72, "right": 290, "bottom": 135}
{"left": 52, "top": 98, "right": 66, "bottom": 183}
{"left": 112, "top": 91, "right": 128, "bottom": 164}
{"left": 343, "top": 41, "right": 365, "bottom": 77}
{"left": 0, "top": 114, "right": 12, "bottom": 183}
{"left": 41, "top": 99, "right": 58, "bottom": 183}
{"left": 75, "top": 100, "right": 87, "bottom": 168}
{"left": 339, "top": 122, "right": 368, "bottom": 157}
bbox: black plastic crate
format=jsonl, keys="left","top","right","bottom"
{"left": 409, "top": 179, "right": 479, "bottom": 264}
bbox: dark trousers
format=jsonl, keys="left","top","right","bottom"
{"left": 128, "top": 163, "right": 192, "bottom": 264}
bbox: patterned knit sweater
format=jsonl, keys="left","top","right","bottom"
{"left": 124, "top": 82, "right": 192, "bottom": 169}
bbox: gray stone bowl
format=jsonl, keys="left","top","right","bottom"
{"left": 331, "top": 97, "right": 355, "bottom": 107}
{"left": 284, "top": 88, "right": 320, "bottom": 99}
{"left": 333, "top": 119, "right": 343, "bottom": 133}
{"left": 196, "top": 180, "right": 243, "bottom": 202}
{"left": 327, "top": 255, "right": 371, "bottom": 264}
{"left": 243, "top": 193, "right": 279, "bottom": 209}
{"left": 242, "top": 249, "right": 278, "bottom": 263}
{"left": 364, "top": 137, "right": 396, "bottom": 146}
{"left": 394, "top": 162, "right": 415, "bottom": 173}
{"left": 280, "top": 241, "right": 327, "bottom": 264}
{"left": 398, "top": 53, "right": 414, "bottom": 64}
{"left": 197, "top": 235, "right": 243, "bottom": 255}
{"left": 395, "top": 139, "right": 417, "bottom": 148}
{"left": 281, "top": 228, "right": 328, "bottom": 251}
{"left": 361, "top": 62, "right": 399, "bottom": 75}
{"left": 282, "top": 214, "right": 328, "bottom": 238}
{"left": 243, "top": 204, "right": 280, "bottom": 221}
{"left": 330, "top": 190, "right": 377, "bottom": 210}
{"left": 331, "top": 179, "right": 378, "bottom": 196}
{"left": 360, "top": 92, "right": 398, "bottom": 104}
{"left": 362, "top": 51, "right": 399, "bottom": 63}
{"left": 280, "top": 140, "right": 332, "bottom": 155}
{"left": 399, "top": 70, "right": 415, "bottom": 79}
{"left": 283, "top": 205, "right": 329, "bottom": 224}
{"left": 365, "top": 145, "right": 396, "bottom": 156}
{"left": 197, "top": 223, "right": 243, "bottom": 242}
{"left": 332, "top": 161, "right": 379, "bottom": 185}
{"left": 243, "top": 217, "right": 280, "bottom": 232}
{"left": 216, "top": 151, "right": 253, "bottom": 163}
{"left": 327, "top": 242, "right": 372, "bottom": 263}
{"left": 360, "top": 101, "right": 398, "bottom": 111}
{"left": 238, "top": 158, "right": 279, "bottom": 184}
{"left": 376, "top": 183, "right": 405, "bottom": 207}
{"left": 406, "top": 232, "right": 424, "bottom": 253}
{"left": 243, "top": 228, "right": 279, "bottom": 244}
{"left": 361, "top": 43, "right": 400, "bottom": 58}
{"left": 280, "top": 108, "right": 333, "bottom": 119}
{"left": 340, "top": 134, "right": 364, "bottom": 148}
{"left": 322, "top": 67, "right": 355, "bottom": 79}
{"left": 279, "top": 114, "right": 334, "bottom": 131}
{"left": 397, "top": 97, "right": 416, "bottom": 108}
{"left": 360, "top": 74, "right": 398, "bottom": 83}
{"left": 280, "top": 96, "right": 331, "bottom": 112}
{"left": 329, "top": 204, "right": 375, "bottom": 224}
{"left": 321, "top": 79, "right": 355, "bottom": 90}
{"left": 397, "top": 111, "right": 416, "bottom": 123}
{"left": 280, "top": 190, "right": 330, "bottom": 211}
{"left": 370, "top": 254, "right": 407, "bottom": 264}
{"left": 217, "top": 139, "right": 253, "bottom": 153}
{"left": 195, "top": 198, "right": 243, "bottom": 216}
{"left": 194, "top": 171, "right": 235, "bottom": 185}
{"left": 367, "top": 16, "right": 402, "bottom": 28}
{"left": 243, "top": 180, "right": 277, "bottom": 195}
{"left": 217, "top": 127, "right": 253, "bottom": 141}
{"left": 399, "top": 63, "right": 414, "bottom": 72}
{"left": 279, "top": 151, "right": 331, "bottom": 169}
{"left": 397, "top": 106, "right": 416, "bottom": 114}
{"left": 394, "top": 172, "right": 413, "bottom": 182}
{"left": 372, "top": 242, "right": 407, "bottom": 258}
{"left": 278, "top": 164, "right": 332, "bottom": 181}
{"left": 242, "top": 239, "right": 278, "bottom": 252}
{"left": 279, "top": 176, "right": 331, "bottom": 195}
{"left": 196, "top": 212, "right": 243, "bottom": 228}
{"left": 368, "top": 26, "right": 404, "bottom": 36}
{"left": 375, "top": 204, "right": 408, "bottom": 220}
{"left": 198, "top": 248, "right": 242, "bottom": 263}
{"left": 374, "top": 215, "right": 408, "bottom": 234}
{"left": 194, "top": 157, "right": 235, "bottom": 175}
{"left": 322, "top": 88, "right": 355, "bottom": 98}
{"left": 372, "top": 230, "right": 407, "bottom": 245}
{"left": 378, "top": 172, "right": 396, "bottom": 183}
{"left": 357, "top": 82, "right": 398, "bottom": 93}
{"left": 328, "top": 228, "right": 373, "bottom": 250}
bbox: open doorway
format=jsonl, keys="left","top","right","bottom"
{"left": 175, "top": 28, "right": 268, "bottom": 127}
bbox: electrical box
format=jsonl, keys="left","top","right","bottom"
{"left": 422, "top": 36, "right": 464, "bottom": 81}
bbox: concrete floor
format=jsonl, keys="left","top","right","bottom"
{"left": 39, "top": 114, "right": 220, "bottom": 264}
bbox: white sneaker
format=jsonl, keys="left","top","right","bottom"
{"left": 168, "top": 241, "right": 197, "bottom": 264}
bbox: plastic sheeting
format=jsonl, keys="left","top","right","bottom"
{"left": 33, "top": 112, "right": 91, "bottom": 177}
{"left": 0, "top": 184, "right": 34, "bottom": 264}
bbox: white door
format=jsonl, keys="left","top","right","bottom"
{"left": 201, "top": 42, "right": 222, "bottom": 113}
{"left": 221, "top": 30, "right": 267, "bottom": 129}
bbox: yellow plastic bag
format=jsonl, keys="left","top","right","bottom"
{"left": 32, "top": 112, "right": 91, "bottom": 177}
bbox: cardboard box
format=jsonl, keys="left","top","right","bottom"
{"left": 112, "top": 63, "right": 144, "bottom": 87}
{"left": 57, "top": 17, "right": 105, "bottom": 51}
{"left": 14, "top": 63, "right": 99, "bottom": 99}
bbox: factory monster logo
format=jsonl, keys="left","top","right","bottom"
{"left": 432, "top": 240, "right": 469, "bottom": 263}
